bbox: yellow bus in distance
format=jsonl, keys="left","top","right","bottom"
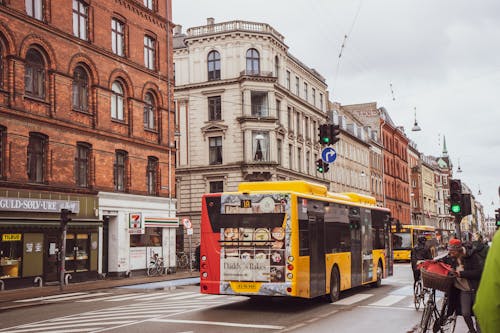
{"left": 391, "top": 225, "right": 437, "bottom": 261}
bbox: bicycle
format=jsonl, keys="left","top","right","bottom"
{"left": 147, "top": 253, "right": 165, "bottom": 276}
{"left": 418, "top": 288, "right": 456, "bottom": 333}
{"left": 176, "top": 251, "right": 189, "bottom": 269}
{"left": 413, "top": 278, "right": 430, "bottom": 310}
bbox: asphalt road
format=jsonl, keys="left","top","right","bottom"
{"left": 0, "top": 263, "right": 469, "bottom": 333}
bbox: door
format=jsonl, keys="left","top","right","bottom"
{"left": 45, "top": 234, "right": 59, "bottom": 282}
{"left": 350, "top": 217, "right": 362, "bottom": 287}
{"left": 309, "top": 214, "right": 326, "bottom": 298}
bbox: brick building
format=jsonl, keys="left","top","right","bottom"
{"left": 0, "top": 0, "right": 176, "bottom": 288}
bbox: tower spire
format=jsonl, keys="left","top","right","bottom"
{"left": 442, "top": 135, "right": 448, "bottom": 157}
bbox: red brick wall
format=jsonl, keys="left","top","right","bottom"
{"left": 0, "top": 0, "right": 175, "bottom": 196}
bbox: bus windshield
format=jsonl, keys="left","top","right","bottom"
{"left": 393, "top": 232, "right": 411, "bottom": 250}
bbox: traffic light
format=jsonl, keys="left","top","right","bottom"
{"left": 60, "top": 209, "right": 72, "bottom": 228}
{"left": 330, "top": 124, "right": 340, "bottom": 145}
{"left": 323, "top": 162, "right": 330, "bottom": 173}
{"left": 316, "top": 158, "right": 325, "bottom": 173}
{"left": 449, "top": 179, "right": 462, "bottom": 216}
{"left": 461, "top": 193, "right": 472, "bottom": 216}
{"left": 495, "top": 209, "right": 500, "bottom": 228}
{"left": 318, "top": 124, "right": 331, "bottom": 145}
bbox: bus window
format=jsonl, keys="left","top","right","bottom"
{"left": 299, "top": 219, "right": 309, "bottom": 256}
{"left": 393, "top": 232, "right": 411, "bottom": 250}
{"left": 325, "top": 222, "right": 351, "bottom": 253}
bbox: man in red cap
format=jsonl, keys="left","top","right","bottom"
{"left": 445, "top": 238, "right": 483, "bottom": 333}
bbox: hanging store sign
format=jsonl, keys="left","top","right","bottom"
{"left": 129, "top": 213, "right": 145, "bottom": 234}
{"left": 0, "top": 197, "right": 80, "bottom": 213}
{"left": 2, "top": 234, "right": 22, "bottom": 241}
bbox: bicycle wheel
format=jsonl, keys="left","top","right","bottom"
{"left": 414, "top": 281, "right": 423, "bottom": 310}
{"left": 435, "top": 314, "right": 456, "bottom": 333}
{"left": 420, "top": 300, "right": 436, "bottom": 332}
{"left": 177, "top": 254, "right": 188, "bottom": 269}
{"left": 147, "top": 263, "right": 158, "bottom": 276}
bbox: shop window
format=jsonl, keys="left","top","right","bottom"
{"left": 65, "top": 233, "right": 89, "bottom": 272}
{"left": 130, "top": 227, "right": 162, "bottom": 247}
{"left": 0, "top": 233, "right": 23, "bottom": 279}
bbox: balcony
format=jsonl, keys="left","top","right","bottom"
{"left": 187, "top": 20, "right": 285, "bottom": 42}
{"left": 240, "top": 70, "right": 274, "bottom": 77}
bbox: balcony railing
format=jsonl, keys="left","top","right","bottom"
{"left": 187, "top": 20, "right": 285, "bottom": 42}
{"left": 240, "top": 70, "right": 274, "bottom": 77}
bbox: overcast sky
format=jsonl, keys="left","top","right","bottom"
{"left": 172, "top": 0, "right": 500, "bottom": 217}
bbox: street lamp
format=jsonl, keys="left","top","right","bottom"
{"left": 456, "top": 158, "right": 462, "bottom": 173}
{"left": 411, "top": 107, "right": 421, "bottom": 132}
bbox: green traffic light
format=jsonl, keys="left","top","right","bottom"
{"left": 322, "top": 137, "right": 330, "bottom": 144}
{"left": 451, "top": 204, "right": 461, "bottom": 214}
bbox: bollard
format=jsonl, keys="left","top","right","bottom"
{"left": 64, "top": 273, "right": 72, "bottom": 285}
{"left": 34, "top": 276, "right": 43, "bottom": 287}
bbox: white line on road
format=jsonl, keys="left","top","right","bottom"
{"left": 44, "top": 292, "right": 110, "bottom": 302}
{"left": 333, "top": 293, "right": 373, "bottom": 305}
{"left": 148, "top": 318, "right": 285, "bottom": 330}
{"left": 369, "top": 295, "right": 407, "bottom": 306}
{"left": 15, "top": 292, "right": 88, "bottom": 302}
{"left": 76, "top": 293, "right": 140, "bottom": 302}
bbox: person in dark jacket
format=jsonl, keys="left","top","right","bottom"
{"left": 444, "top": 238, "right": 483, "bottom": 333}
{"left": 411, "top": 235, "right": 433, "bottom": 283}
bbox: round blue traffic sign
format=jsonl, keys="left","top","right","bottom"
{"left": 321, "top": 147, "right": 337, "bottom": 164}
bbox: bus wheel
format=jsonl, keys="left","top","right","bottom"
{"left": 371, "top": 261, "right": 383, "bottom": 288}
{"left": 327, "top": 267, "right": 340, "bottom": 303}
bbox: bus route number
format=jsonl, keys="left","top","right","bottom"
{"left": 240, "top": 200, "right": 252, "bottom": 208}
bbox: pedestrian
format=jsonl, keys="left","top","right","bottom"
{"left": 410, "top": 235, "right": 433, "bottom": 284}
{"left": 473, "top": 230, "right": 500, "bottom": 333}
{"left": 194, "top": 243, "right": 201, "bottom": 271}
{"left": 445, "top": 238, "right": 483, "bottom": 333}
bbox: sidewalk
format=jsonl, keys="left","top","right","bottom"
{"left": 0, "top": 270, "right": 199, "bottom": 311}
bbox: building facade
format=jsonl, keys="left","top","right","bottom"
{"left": 173, "top": 19, "right": 332, "bottom": 245}
{"left": 0, "top": 0, "right": 176, "bottom": 288}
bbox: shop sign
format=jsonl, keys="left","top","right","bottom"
{"left": 2, "top": 233, "right": 22, "bottom": 241}
{"left": 129, "top": 213, "right": 145, "bottom": 234}
{"left": 0, "top": 197, "right": 80, "bottom": 213}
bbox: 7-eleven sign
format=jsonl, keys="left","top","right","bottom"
{"left": 129, "top": 213, "right": 144, "bottom": 234}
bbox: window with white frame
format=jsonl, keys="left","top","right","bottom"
{"left": 26, "top": 0, "right": 43, "bottom": 20}
{"left": 304, "top": 82, "right": 308, "bottom": 101}
{"left": 251, "top": 91, "right": 268, "bottom": 117}
{"left": 111, "top": 19, "right": 125, "bottom": 56}
{"left": 207, "top": 50, "right": 221, "bottom": 80}
{"left": 72, "top": 0, "right": 88, "bottom": 40}
{"left": 253, "top": 132, "right": 269, "bottom": 162}
{"left": 144, "top": 0, "right": 154, "bottom": 10}
{"left": 143, "top": 92, "right": 155, "bottom": 129}
{"left": 209, "top": 136, "right": 222, "bottom": 165}
{"left": 111, "top": 81, "right": 124, "bottom": 121}
{"left": 144, "top": 36, "right": 155, "bottom": 70}
{"left": 246, "top": 48, "right": 260, "bottom": 75}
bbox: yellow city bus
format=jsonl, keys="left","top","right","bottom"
{"left": 391, "top": 225, "right": 437, "bottom": 261}
{"left": 199, "top": 181, "right": 393, "bottom": 302}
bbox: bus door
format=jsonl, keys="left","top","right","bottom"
{"left": 307, "top": 203, "right": 326, "bottom": 298}
{"left": 349, "top": 207, "right": 362, "bottom": 287}
{"left": 360, "top": 208, "right": 373, "bottom": 283}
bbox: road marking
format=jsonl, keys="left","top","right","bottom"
{"left": 333, "top": 293, "right": 373, "bottom": 305}
{"left": 5, "top": 321, "right": 133, "bottom": 332}
{"left": 15, "top": 292, "right": 88, "bottom": 302}
{"left": 77, "top": 293, "right": 140, "bottom": 302}
{"left": 369, "top": 295, "right": 407, "bottom": 306}
{"left": 165, "top": 293, "right": 204, "bottom": 300}
{"left": 44, "top": 292, "right": 110, "bottom": 302}
{"left": 149, "top": 318, "right": 285, "bottom": 330}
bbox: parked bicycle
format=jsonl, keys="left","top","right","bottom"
{"left": 147, "top": 253, "right": 165, "bottom": 276}
{"left": 413, "top": 278, "right": 430, "bottom": 310}
{"left": 176, "top": 251, "right": 197, "bottom": 270}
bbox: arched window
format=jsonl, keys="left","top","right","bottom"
{"left": 72, "top": 66, "right": 89, "bottom": 112}
{"left": 246, "top": 48, "right": 260, "bottom": 75}
{"left": 111, "top": 81, "right": 124, "bottom": 120}
{"left": 143, "top": 92, "right": 155, "bottom": 129}
{"left": 207, "top": 50, "right": 220, "bottom": 81}
{"left": 25, "top": 48, "right": 45, "bottom": 98}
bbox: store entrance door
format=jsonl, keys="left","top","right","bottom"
{"left": 45, "top": 234, "right": 59, "bottom": 282}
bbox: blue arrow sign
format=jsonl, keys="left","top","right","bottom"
{"left": 321, "top": 147, "right": 337, "bottom": 163}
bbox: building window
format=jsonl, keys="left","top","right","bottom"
{"left": 143, "top": 92, "right": 155, "bottom": 129}
{"left": 320, "top": 93, "right": 324, "bottom": 110}
{"left": 27, "top": 132, "right": 47, "bottom": 183}
{"left": 24, "top": 49, "right": 45, "bottom": 99}
{"left": 144, "top": 36, "right": 155, "bottom": 70}
{"left": 114, "top": 150, "right": 127, "bottom": 192}
{"left": 144, "top": 0, "right": 154, "bottom": 10}
{"left": 207, "top": 50, "right": 220, "bottom": 81}
{"left": 0, "top": 42, "right": 3, "bottom": 87}
{"left": 72, "top": 66, "right": 89, "bottom": 112}
{"left": 147, "top": 156, "right": 158, "bottom": 195}
{"left": 26, "top": 0, "right": 43, "bottom": 20}
{"left": 75, "top": 142, "right": 90, "bottom": 188}
{"left": 209, "top": 136, "right": 222, "bottom": 165}
{"left": 312, "top": 88, "right": 316, "bottom": 106}
{"left": 297, "top": 147, "right": 302, "bottom": 172}
{"left": 111, "top": 81, "right": 124, "bottom": 121}
{"left": 286, "top": 70, "right": 291, "bottom": 90}
{"left": 277, "top": 139, "right": 282, "bottom": 165}
{"left": 251, "top": 91, "right": 268, "bottom": 117}
{"left": 295, "top": 76, "right": 300, "bottom": 95}
{"left": 304, "top": 82, "right": 308, "bottom": 101}
{"left": 274, "top": 55, "right": 279, "bottom": 79}
{"left": 288, "top": 144, "right": 293, "bottom": 169}
{"left": 246, "top": 48, "right": 260, "bottom": 75}
{"left": 208, "top": 96, "right": 221, "bottom": 121}
{"left": 72, "top": 0, "right": 88, "bottom": 40}
{"left": 253, "top": 132, "right": 269, "bottom": 162}
{"left": 276, "top": 100, "right": 281, "bottom": 123}
{"left": 111, "top": 19, "right": 125, "bottom": 56}
{"left": 287, "top": 107, "right": 292, "bottom": 132}
{"left": 0, "top": 126, "right": 5, "bottom": 178}
{"left": 210, "top": 181, "right": 223, "bottom": 193}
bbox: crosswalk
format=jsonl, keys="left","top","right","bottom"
{"left": 3, "top": 291, "right": 246, "bottom": 333}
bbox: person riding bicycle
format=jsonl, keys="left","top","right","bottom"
{"left": 411, "top": 235, "right": 433, "bottom": 283}
{"left": 442, "top": 238, "right": 484, "bottom": 333}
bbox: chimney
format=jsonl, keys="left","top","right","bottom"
{"left": 207, "top": 17, "right": 215, "bottom": 25}
{"left": 174, "top": 25, "right": 182, "bottom": 36}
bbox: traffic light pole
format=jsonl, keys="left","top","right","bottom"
{"left": 454, "top": 214, "right": 462, "bottom": 240}
{"left": 60, "top": 221, "right": 67, "bottom": 291}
